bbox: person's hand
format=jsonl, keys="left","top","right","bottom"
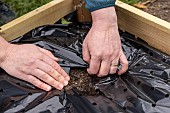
{"left": 83, "top": 7, "right": 128, "bottom": 77}
{"left": 0, "top": 43, "right": 70, "bottom": 91}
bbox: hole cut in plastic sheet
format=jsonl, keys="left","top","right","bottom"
{"left": 1, "top": 22, "right": 170, "bottom": 113}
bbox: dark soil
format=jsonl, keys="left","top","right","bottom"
{"left": 143, "top": 0, "right": 170, "bottom": 22}
{"left": 65, "top": 68, "right": 98, "bottom": 96}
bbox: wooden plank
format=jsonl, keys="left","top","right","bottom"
{"left": 1, "top": 0, "right": 170, "bottom": 55}
{"left": 72, "top": 0, "right": 170, "bottom": 55}
{"left": 115, "top": 1, "right": 170, "bottom": 55}
{"left": 0, "top": 0, "right": 75, "bottom": 41}
{"left": 74, "top": 0, "right": 92, "bottom": 22}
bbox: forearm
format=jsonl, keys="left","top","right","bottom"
{"left": 0, "top": 37, "right": 10, "bottom": 64}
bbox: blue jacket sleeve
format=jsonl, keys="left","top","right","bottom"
{"left": 84, "top": 0, "right": 116, "bottom": 12}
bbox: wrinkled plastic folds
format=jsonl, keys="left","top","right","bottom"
{"left": 0, "top": 20, "right": 170, "bottom": 113}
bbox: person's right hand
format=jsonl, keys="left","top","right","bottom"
{"left": 83, "top": 7, "right": 128, "bottom": 77}
{"left": 0, "top": 43, "right": 70, "bottom": 91}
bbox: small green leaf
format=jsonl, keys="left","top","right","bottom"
{"left": 61, "top": 18, "right": 72, "bottom": 24}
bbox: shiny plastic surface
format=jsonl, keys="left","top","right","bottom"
{"left": 0, "top": 22, "right": 170, "bottom": 113}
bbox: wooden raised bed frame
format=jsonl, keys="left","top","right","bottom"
{"left": 0, "top": 0, "right": 170, "bottom": 55}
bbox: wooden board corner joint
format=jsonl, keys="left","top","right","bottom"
{"left": 0, "top": 0, "right": 75, "bottom": 41}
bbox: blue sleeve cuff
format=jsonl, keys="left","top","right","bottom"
{"left": 88, "top": 3, "right": 115, "bottom": 12}
{"left": 84, "top": 0, "right": 116, "bottom": 12}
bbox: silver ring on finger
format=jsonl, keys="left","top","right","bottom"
{"left": 110, "top": 62, "right": 118, "bottom": 67}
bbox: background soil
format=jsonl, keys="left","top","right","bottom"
{"left": 143, "top": 0, "right": 170, "bottom": 22}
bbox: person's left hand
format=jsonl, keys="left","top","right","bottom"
{"left": 0, "top": 43, "right": 70, "bottom": 91}
{"left": 82, "top": 7, "right": 128, "bottom": 77}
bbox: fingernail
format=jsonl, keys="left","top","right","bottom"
{"left": 87, "top": 69, "right": 91, "bottom": 75}
{"left": 63, "top": 80, "right": 68, "bottom": 86}
{"left": 46, "top": 86, "right": 52, "bottom": 91}
{"left": 59, "top": 84, "right": 64, "bottom": 90}
{"left": 54, "top": 57, "right": 59, "bottom": 61}
{"left": 66, "top": 76, "right": 70, "bottom": 81}
{"left": 118, "top": 71, "right": 122, "bottom": 75}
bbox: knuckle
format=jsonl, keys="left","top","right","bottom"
{"left": 121, "top": 66, "right": 128, "bottom": 72}
{"left": 19, "top": 66, "right": 28, "bottom": 73}
{"left": 115, "top": 50, "right": 121, "bottom": 56}
{"left": 121, "top": 69, "right": 126, "bottom": 73}
{"left": 97, "top": 75, "right": 103, "bottom": 77}
{"left": 105, "top": 52, "right": 113, "bottom": 58}
{"left": 40, "top": 73, "right": 49, "bottom": 80}
{"left": 125, "top": 60, "right": 129, "bottom": 65}
{"left": 115, "top": 46, "right": 121, "bottom": 51}
{"left": 99, "top": 70, "right": 109, "bottom": 76}
{"left": 111, "top": 71, "right": 116, "bottom": 74}
{"left": 57, "top": 74, "right": 63, "bottom": 79}
{"left": 90, "top": 72, "right": 97, "bottom": 75}
{"left": 125, "top": 65, "right": 129, "bottom": 70}
{"left": 54, "top": 63, "right": 60, "bottom": 70}
{"left": 114, "top": 47, "right": 121, "bottom": 53}
{"left": 37, "top": 82, "right": 45, "bottom": 89}
{"left": 39, "top": 53, "right": 45, "bottom": 60}
{"left": 49, "top": 52, "right": 54, "bottom": 56}
{"left": 55, "top": 66, "right": 62, "bottom": 73}
{"left": 90, "top": 51, "right": 101, "bottom": 58}
{"left": 125, "top": 61, "right": 129, "bottom": 67}
{"left": 35, "top": 52, "right": 45, "bottom": 60}
{"left": 110, "top": 69, "right": 117, "bottom": 74}
{"left": 27, "top": 58, "right": 37, "bottom": 66}
{"left": 95, "top": 52, "right": 102, "bottom": 58}
{"left": 123, "top": 60, "right": 129, "bottom": 67}
{"left": 83, "top": 57, "right": 88, "bottom": 62}
{"left": 97, "top": 74, "right": 105, "bottom": 77}
{"left": 82, "top": 43, "right": 86, "bottom": 48}
{"left": 50, "top": 80, "right": 59, "bottom": 87}
{"left": 45, "top": 49, "right": 50, "bottom": 53}
{"left": 91, "top": 54, "right": 101, "bottom": 60}
{"left": 101, "top": 72, "right": 108, "bottom": 76}
{"left": 28, "top": 77, "right": 37, "bottom": 85}
{"left": 48, "top": 67, "right": 55, "bottom": 75}
{"left": 48, "top": 79, "right": 54, "bottom": 86}
{"left": 54, "top": 72, "right": 61, "bottom": 79}
{"left": 88, "top": 69, "right": 97, "bottom": 75}
{"left": 52, "top": 61, "right": 57, "bottom": 68}
{"left": 26, "top": 76, "right": 32, "bottom": 82}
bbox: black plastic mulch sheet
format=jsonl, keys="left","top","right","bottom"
{"left": 0, "top": 22, "right": 170, "bottom": 113}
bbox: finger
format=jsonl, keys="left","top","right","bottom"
{"left": 21, "top": 74, "right": 52, "bottom": 91}
{"left": 40, "top": 54, "right": 70, "bottom": 81}
{"left": 82, "top": 42, "right": 90, "bottom": 63}
{"left": 39, "top": 47, "right": 58, "bottom": 61}
{"left": 118, "top": 52, "right": 128, "bottom": 75}
{"left": 35, "top": 60, "right": 68, "bottom": 86}
{"left": 53, "top": 63, "right": 70, "bottom": 81}
{"left": 87, "top": 57, "right": 101, "bottom": 75}
{"left": 97, "top": 60, "right": 110, "bottom": 77}
{"left": 32, "top": 69, "right": 64, "bottom": 90}
{"left": 110, "top": 59, "right": 119, "bottom": 74}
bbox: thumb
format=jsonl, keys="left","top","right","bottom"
{"left": 118, "top": 51, "right": 128, "bottom": 75}
{"left": 82, "top": 42, "right": 90, "bottom": 64}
